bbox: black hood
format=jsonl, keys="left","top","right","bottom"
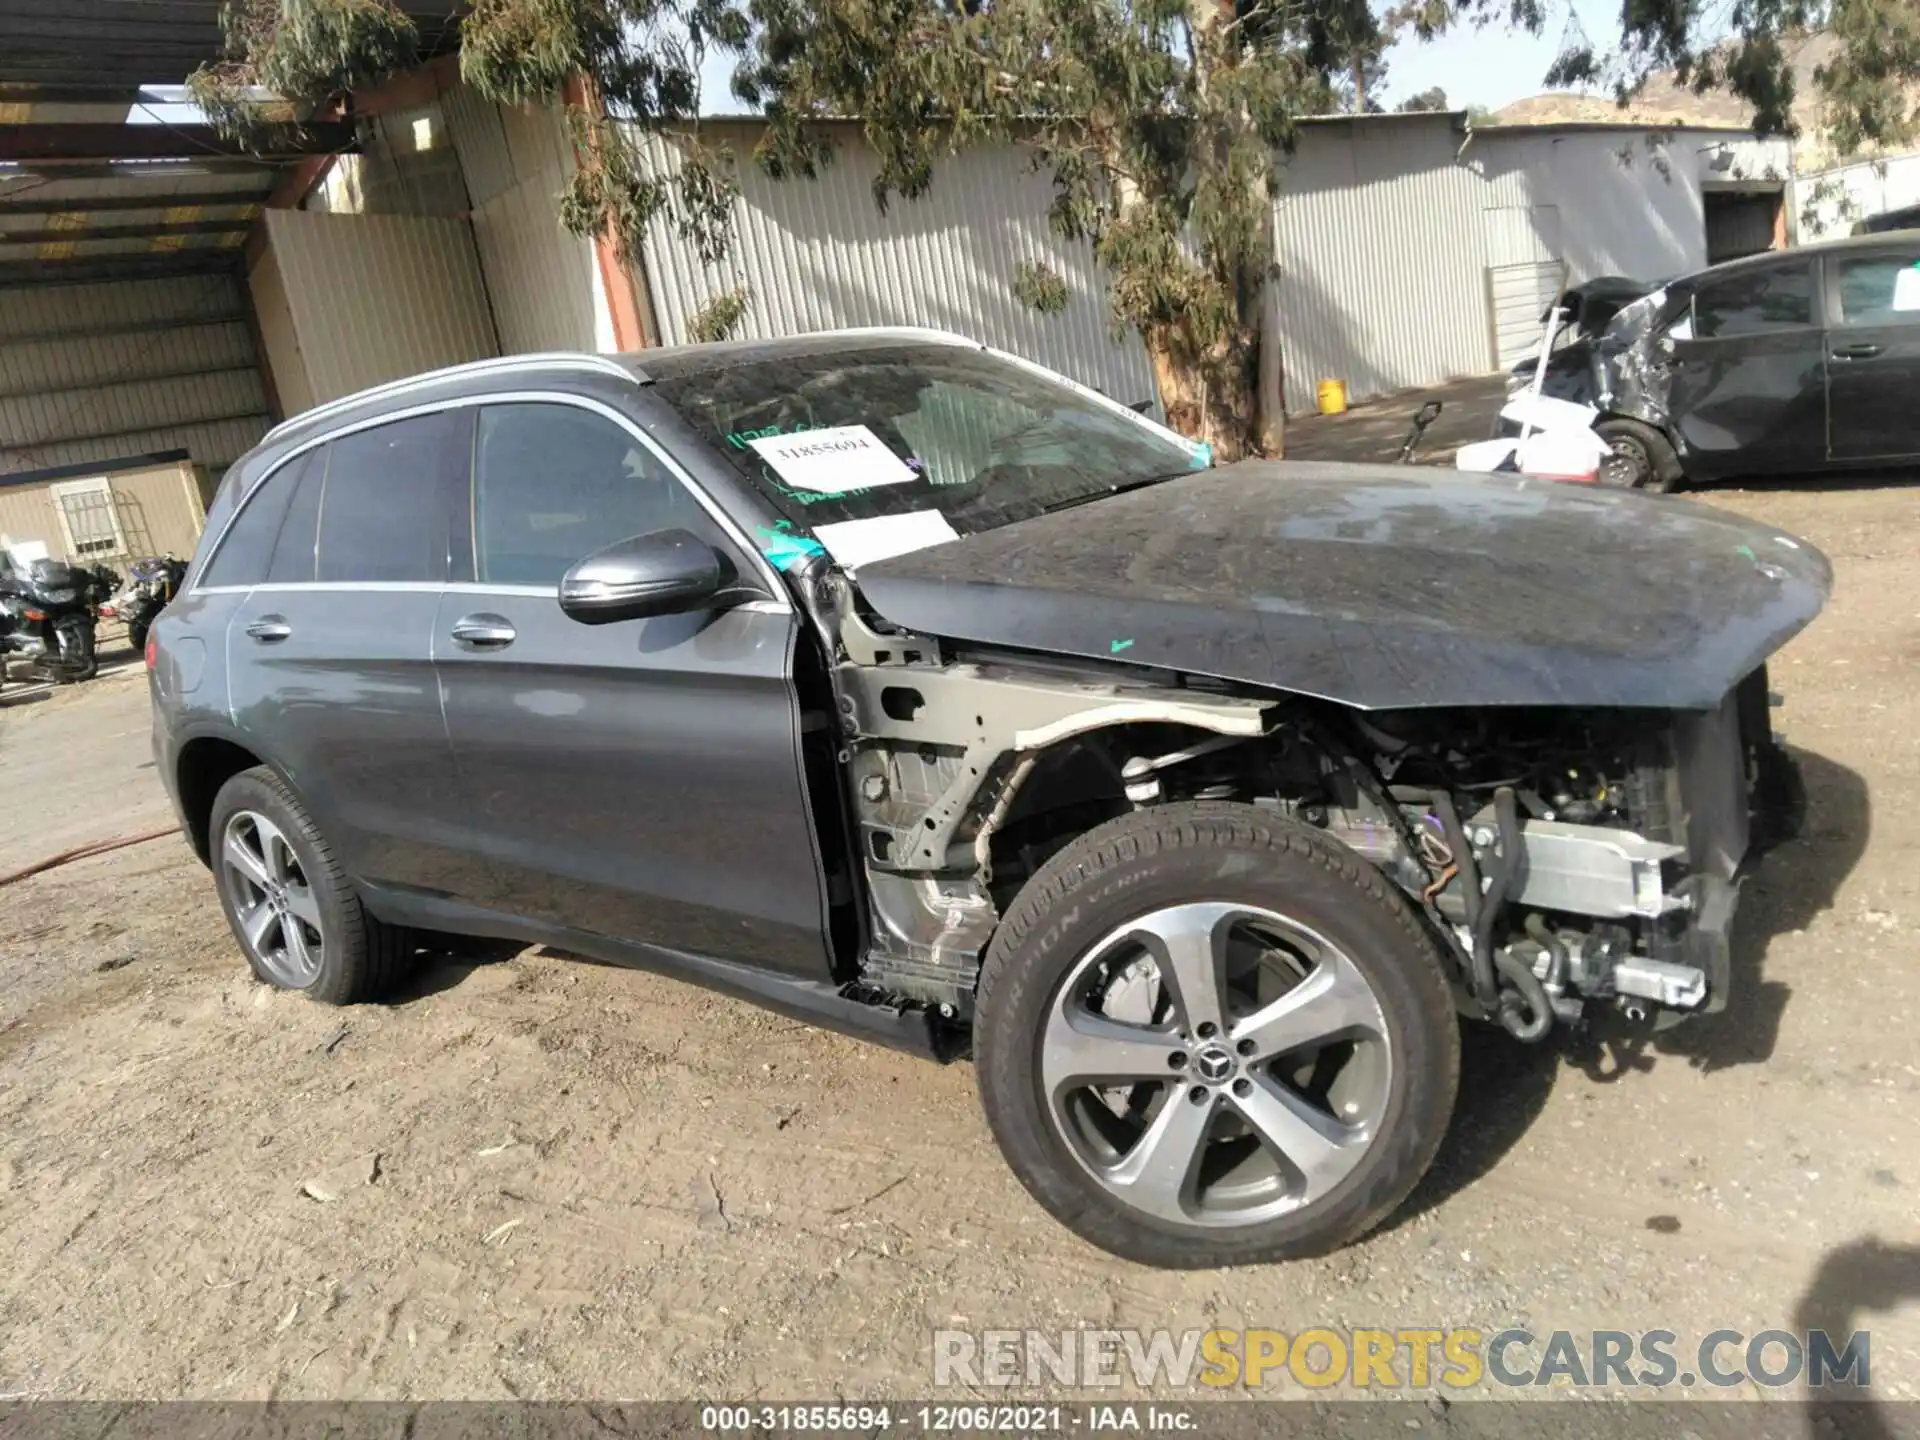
{"left": 854, "top": 461, "right": 1831, "bottom": 711}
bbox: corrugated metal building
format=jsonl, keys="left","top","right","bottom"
{"left": 629, "top": 122, "right": 1159, "bottom": 409}
{"left": 0, "top": 453, "right": 207, "bottom": 566}
{"left": 0, "top": 268, "right": 274, "bottom": 485}
{"left": 1271, "top": 115, "right": 1794, "bottom": 409}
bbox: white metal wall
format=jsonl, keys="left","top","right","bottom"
{"left": 629, "top": 123, "right": 1158, "bottom": 408}
{"left": 1272, "top": 120, "right": 1492, "bottom": 412}
{"left": 0, "top": 274, "right": 271, "bottom": 476}
{"left": 1793, "top": 152, "right": 1920, "bottom": 240}
{"left": 253, "top": 209, "right": 497, "bottom": 408}
{"left": 442, "top": 85, "right": 607, "bottom": 354}
{"left": 1471, "top": 129, "right": 1718, "bottom": 283}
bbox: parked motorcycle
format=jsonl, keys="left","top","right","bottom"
{"left": 104, "top": 554, "right": 187, "bottom": 655}
{"left": 0, "top": 557, "right": 112, "bottom": 683}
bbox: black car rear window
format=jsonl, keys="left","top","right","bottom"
{"left": 651, "top": 345, "right": 1203, "bottom": 540}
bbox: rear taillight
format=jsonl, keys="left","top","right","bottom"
{"left": 145, "top": 636, "right": 158, "bottom": 671}
{"left": 22, "top": 608, "right": 45, "bottom": 621}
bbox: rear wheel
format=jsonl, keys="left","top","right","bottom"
{"left": 975, "top": 802, "right": 1459, "bottom": 1268}
{"left": 1595, "top": 417, "right": 1683, "bottom": 493}
{"left": 210, "top": 766, "right": 415, "bottom": 1004}
{"left": 52, "top": 617, "right": 96, "bottom": 683}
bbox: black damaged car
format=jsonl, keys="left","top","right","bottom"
{"left": 1522, "top": 234, "right": 1920, "bottom": 491}
{"left": 151, "top": 332, "right": 1828, "bottom": 1267}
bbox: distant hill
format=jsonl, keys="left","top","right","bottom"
{"left": 1489, "top": 32, "right": 1911, "bottom": 172}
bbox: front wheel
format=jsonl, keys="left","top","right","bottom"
{"left": 126, "top": 616, "right": 150, "bottom": 656}
{"left": 1594, "top": 417, "right": 1683, "bottom": 493}
{"left": 975, "top": 802, "right": 1460, "bottom": 1268}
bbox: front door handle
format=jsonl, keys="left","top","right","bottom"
{"left": 245, "top": 616, "right": 291, "bottom": 643}
{"left": 450, "top": 613, "right": 517, "bottom": 650}
{"left": 1831, "top": 342, "right": 1885, "bottom": 360}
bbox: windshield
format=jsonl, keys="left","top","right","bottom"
{"left": 651, "top": 345, "right": 1204, "bottom": 545}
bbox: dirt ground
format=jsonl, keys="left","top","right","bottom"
{"left": 1, "top": 478, "right": 1918, "bottom": 1407}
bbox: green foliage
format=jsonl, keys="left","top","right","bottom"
{"left": 689, "top": 286, "right": 755, "bottom": 341}
{"left": 195, "top": 0, "right": 756, "bottom": 265}
{"left": 1540, "top": 0, "right": 1920, "bottom": 158}
{"left": 1012, "top": 260, "right": 1071, "bottom": 315}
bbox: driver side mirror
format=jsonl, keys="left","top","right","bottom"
{"left": 559, "top": 529, "right": 735, "bottom": 625}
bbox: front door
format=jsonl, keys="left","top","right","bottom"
{"left": 1824, "top": 241, "right": 1920, "bottom": 463}
{"left": 433, "top": 398, "right": 831, "bottom": 979}
{"left": 1664, "top": 257, "right": 1826, "bottom": 479}
{"left": 227, "top": 409, "right": 476, "bottom": 896}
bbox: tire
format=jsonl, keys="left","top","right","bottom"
{"left": 52, "top": 618, "right": 96, "bottom": 683}
{"left": 1595, "top": 416, "right": 1683, "bottom": 493}
{"left": 126, "top": 617, "right": 149, "bottom": 656}
{"left": 209, "top": 766, "right": 415, "bottom": 1004}
{"left": 975, "top": 801, "right": 1460, "bottom": 1268}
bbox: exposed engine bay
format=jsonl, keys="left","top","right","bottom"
{"left": 797, "top": 571, "right": 1792, "bottom": 1044}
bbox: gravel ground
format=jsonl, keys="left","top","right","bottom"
{"left": 0, "top": 481, "right": 1915, "bottom": 1408}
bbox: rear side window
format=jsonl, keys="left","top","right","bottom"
{"left": 1692, "top": 263, "right": 1814, "bottom": 338}
{"left": 198, "top": 450, "right": 316, "bottom": 588}
{"left": 315, "top": 410, "right": 469, "bottom": 584}
{"left": 1834, "top": 249, "right": 1920, "bottom": 325}
{"left": 472, "top": 403, "right": 705, "bottom": 586}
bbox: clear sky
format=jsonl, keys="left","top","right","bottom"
{"left": 1378, "top": 19, "right": 1576, "bottom": 112}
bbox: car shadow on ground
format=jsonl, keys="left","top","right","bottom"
{"left": 392, "top": 934, "right": 526, "bottom": 1001}
{"left": 1391, "top": 743, "right": 1869, "bottom": 1227}
{"left": 1793, "top": 1236, "right": 1920, "bottom": 1439}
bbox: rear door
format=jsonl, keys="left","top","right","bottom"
{"left": 1664, "top": 257, "right": 1825, "bottom": 478}
{"left": 433, "top": 396, "right": 831, "bottom": 978}
{"left": 1824, "top": 241, "right": 1920, "bottom": 463}
{"left": 227, "top": 409, "right": 476, "bottom": 895}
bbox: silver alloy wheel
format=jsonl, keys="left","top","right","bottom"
{"left": 1040, "top": 902, "right": 1392, "bottom": 1229}
{"left": 222, "top": 810, "right": 325, "bottom": 988}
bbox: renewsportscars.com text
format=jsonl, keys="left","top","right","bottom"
{"left": 932, "top": 1327, "right": 1872, "bottom": 1391}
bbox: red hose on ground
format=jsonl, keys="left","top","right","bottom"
{"left": 0, "top": 827, "right": 179, "bottom": 890}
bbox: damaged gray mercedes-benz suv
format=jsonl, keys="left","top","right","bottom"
{"left": 149, "top": 330, "right": 1829, "bottom": 1267}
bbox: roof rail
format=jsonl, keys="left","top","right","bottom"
{"left": 263, "top": 352, "right": 636, "bottom": 442}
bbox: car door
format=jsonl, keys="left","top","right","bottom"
{"left": 1824, "top": 241, "right": 1920, "bottom": 463}
{"left": 433, "top": 396, "right": 832, "bottom": 979}
{"left": 1663, "top": 257, "right": 1826, "bottom": 478}
{"left": 227, "top": 408, "right": 478, "bottom": 896}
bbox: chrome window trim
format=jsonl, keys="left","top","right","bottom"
{"left": 194, "top": 389, "right": 789, "bottom": 611}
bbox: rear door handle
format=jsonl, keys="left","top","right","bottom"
{"left": 1831, "top": 342, "right": 1885, "bottom": 360}
{"left": 244, "top": 616, "right": 291, "bottom": 643}
{"left": 450, "top": 613, "right": 517, "bottom": 650}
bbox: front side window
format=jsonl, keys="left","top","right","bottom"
{"left": 1691, "top": 263, "right": 1814, "bottom": 338}
{"left": 650, "top": 345, "right": 1202, "bottom": 538}
{"left": 315, "top": 410, "right": 468, "bottom": 584}
{"left": 472, "top": 403, "right": 700, "bottom": 587}
{"left": 1834, "top": 249, "right": 1920, "bottom": 326}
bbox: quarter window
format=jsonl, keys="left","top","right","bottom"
{"left": 315, "top": 410, "right": 467, "bottom": 584}
{"left": 1691, "top": 263, "right": 1814, "bottom": 338}
{"left": 200, "top": 450, "right": 315, "bottom": 588}
{"left": 473, "top": 403, "right": 700, "bottom": 587}
{"left": 1834, "top": 250, "right": 1920, "bottom": 326}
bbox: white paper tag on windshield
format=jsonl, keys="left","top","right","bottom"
{"left": 747, "top": 425, "right": 917, "bottom": 494}
{"left": 812, "top": 510, "right": 959, "bottom": 569}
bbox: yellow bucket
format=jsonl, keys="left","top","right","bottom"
{"left": 1316, "top": 378, "right": 1348, "bottom": 416}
